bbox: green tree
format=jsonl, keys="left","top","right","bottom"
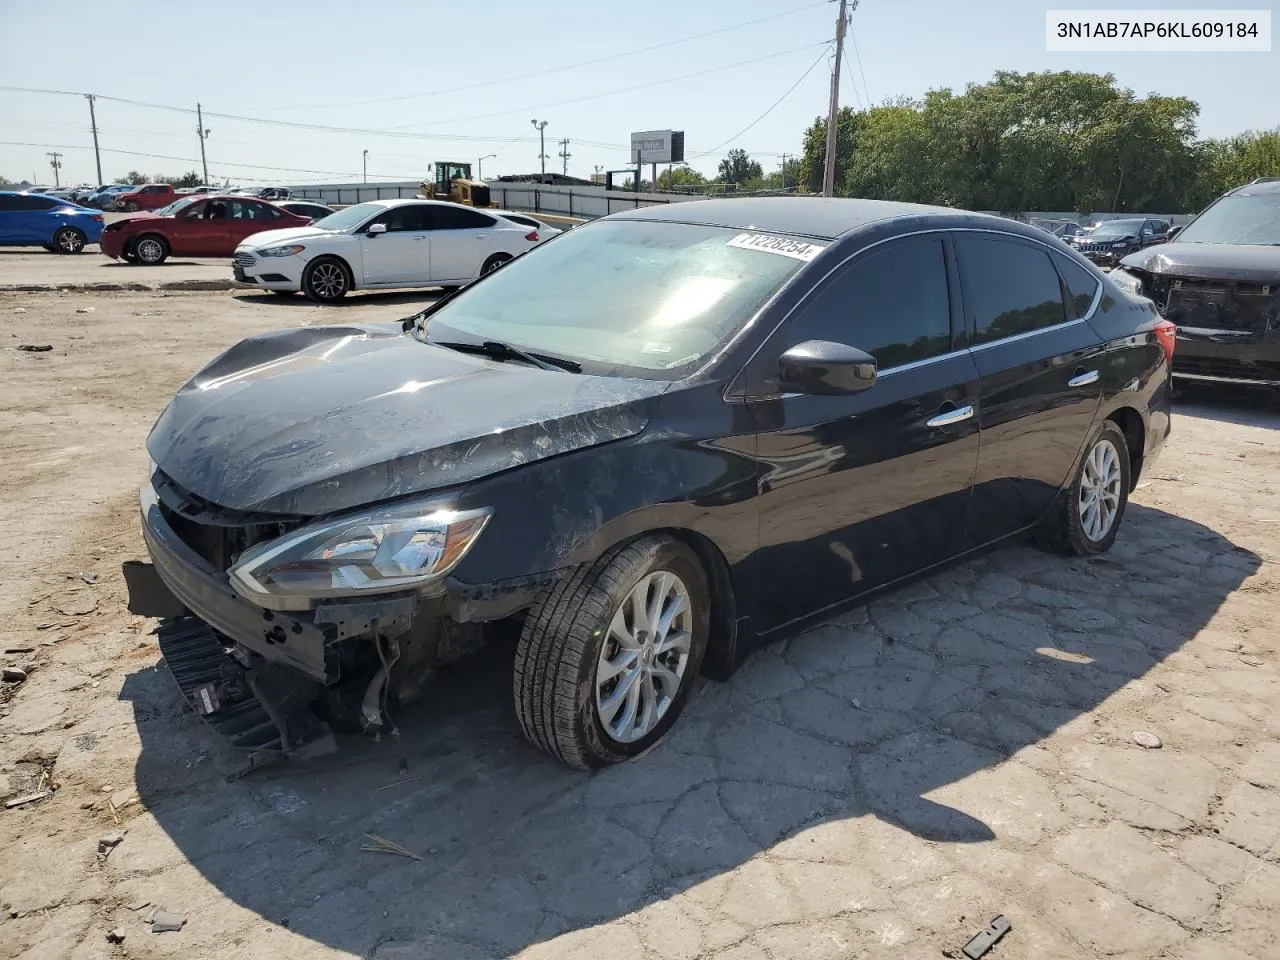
{"left": 656, "top": 165, "right": 707, "bottom": 192}
{"left": 123, "top": 170, "right": 148, "bottom": 185}
{"left": 717, "top": 148, "right": 762, "bottom": 185}
{"left": 1196, "top": 129, "right": 1280, "bottom": 203}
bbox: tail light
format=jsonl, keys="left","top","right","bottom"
{"left": 1154, "top": 319, "right": 1176, "bottom": 366}
{"left": 525, "top": 230, "right": 539, "bottom": 242}
{"left": 92, "top": 215, "right": 104, "bottom": 222}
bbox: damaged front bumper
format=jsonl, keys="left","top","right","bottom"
{"left": 138, "top": 480, "right": 560, "bottom": 756}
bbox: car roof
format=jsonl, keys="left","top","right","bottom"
{"left": 1228, "top": 178, "right": 1280, "bottom": 196}
{"left": 609, "top": 196, "right": 1009, "bottom": 241}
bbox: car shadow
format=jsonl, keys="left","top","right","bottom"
{"left": 232, "top": 291, "right": 445, "bottom": 308}
{"left": 97, "top": 260, "right": 211, "bottom": 268}
{"left": 120, "top": 503, "right": 1258, "bottom": 957}
{"left": 1174, "top": 381, "right": 1280, "bottom": 429}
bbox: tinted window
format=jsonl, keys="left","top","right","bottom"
{"left": 1054, "top": 255, "right": 1101, "bottom": 318}
{"left": 370, "top": 205, "right": 431, "bottom": 232}
{"left": 229, "top": 200, "right": 274, "bottom": 221}
{"left": 956, "top": 234, "right": 1066, "bottom": 344}
{"left": 430, "top": 206, "right": 496, "bottom": 229}
{"left": 503, "top": 214, "right": 537, "bottom": 228}
{"left": 782, "top": 235, "right": 953, "bottom": 369}
{"left": 12, "top": 195, "right": 57, "bottom": 211}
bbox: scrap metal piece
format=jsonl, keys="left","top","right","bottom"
{"left": 962, "top": 915, "right": 1011, "bottom": 960}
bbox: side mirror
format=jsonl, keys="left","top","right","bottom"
{"left": 1166, "top": 225, "right": 1182, "bottom": 240}
{"left": 777, "top": 340, "right": 877, "bottom": 396}
{"left": 367, "top": 222, "right": 388, "bottom": 235}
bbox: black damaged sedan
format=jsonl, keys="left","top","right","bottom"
{"left": 139, "top": 198, "right": 1174, "bottom": 769}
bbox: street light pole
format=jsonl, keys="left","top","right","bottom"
{"left": 362, "top": 149, "right": 368, "bottom": 183}
{"left": 531, "top": 119, "right": 548, "bottom": 177}
{"left": 478, "top": 154, "right": 496, "bottom": 179}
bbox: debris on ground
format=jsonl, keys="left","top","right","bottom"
{"left": 97, "top": 831, "right": 125, "bottom": 857}
{"left": 78, "top": 572, "right": 98, "bottom": 585}
{"left": 147, "top": 908, "right": 186, "bottom": 933}
{"left": 5, "top": 789, "right": 53, "bottom": 809}
{"left": 1132, "top": 730, "right": 1163, "bottom": 749}
{"left": 361, "top": 832, "right": 423, "bottom": 861}
{"left": 52, "top": 591, "right": 97, "bottom": 617}
{"left": 962, "top": 915, "right": 1012, "bottom": 959}
{"left": 2, "top": 667, "right": 28, "bottom": 683}
{"left": 16, "top": 344, "right": 52, "bottom": 352}
{"left": 75, "top": 307, "right": 95, "bottom": 313}
{"left": 106, "top": 928, "right": 126, "bottom": 944}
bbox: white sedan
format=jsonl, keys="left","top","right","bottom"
{"left": 233, "top": 198, "right": 543, "bottom": 302}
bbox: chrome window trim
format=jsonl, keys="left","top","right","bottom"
{"left": 726, "top": 224, "right": 1105, "bottom": 400}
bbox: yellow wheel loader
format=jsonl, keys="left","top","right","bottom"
{"left": 420, "top": 162, "right": 495, "bottom": 207}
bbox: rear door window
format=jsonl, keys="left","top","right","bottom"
{"left": 954, "top": 234, "right": 1068, "bottom": 344}
{"left": 430, "top": 206, "right": 497, "bottom": 229}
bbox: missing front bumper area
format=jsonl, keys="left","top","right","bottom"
{"left": 156, "top": 617, "right": 338, "bottom": 765}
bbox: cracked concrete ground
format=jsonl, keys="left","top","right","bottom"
{"left": 1, "top": 290, "right": 1279, "bottom": 960}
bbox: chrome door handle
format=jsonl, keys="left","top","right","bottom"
{"left": 1068, "top": 370, "right": 1099, "bottom": 387}
{"left": 926, "top": 405, "right": 974, "bottom": 428}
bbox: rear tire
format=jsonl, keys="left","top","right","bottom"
{"left": 1037, "top": 420, "right": 1131, "bottom": 556}
{"left": 514, "top": 535, "right": 710, "bottom": 770}
{"left": 302, "top": 257, "right": 351, "bottom": 303}
{"left": 480, "top": 253, "right": 512, "bottom": 276}
{"left": 52, "top": 227, "right": 86, "bottom": 254}
{"left": 125, "top": 201, "right": 139, "bottom": 212}
{"left": 134, "top": 234, "right": 169, "bottom": 265}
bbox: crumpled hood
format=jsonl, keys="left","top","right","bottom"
{"left": 1120, "top": 243, "right": 1280, "bottom": 284}
{"left": 147, "top": 324, "right": 668, "bottom": 515}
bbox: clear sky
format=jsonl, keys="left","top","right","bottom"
{"left": 0, "top": 0, "right": 1275, "bottom": 187}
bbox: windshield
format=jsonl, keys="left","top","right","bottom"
{"left": 155, "top": 196, "right": 201, "bottom": 217}
{"left": 310, "top": 202, "right": 380, "bottom": 232}
{"left": 1176, "top": 194, "right": 1280, "bottom": 245}
{"left": 421, "top": 220, "right": 821, "bottom": 379}
{"left": 1091, "top": 220, "right": 1144, "bottom": 237}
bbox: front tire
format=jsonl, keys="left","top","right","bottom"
{"left": 302, "top": 257, "right": 350, "bottom": 303}
{"left": 125, "top": 201, "right": 139, "bottom": 212}
{"left": 1037, "top": 420, "right": 1131, "bottom": 555}
{"left": 52, "top": 227, "right": 86, "bottom": 254}
{"left": 514, "top": 536, "right": 710, "bottom": 770}
{"left": 134, "top": 234, "right": 169, "bottom": 265}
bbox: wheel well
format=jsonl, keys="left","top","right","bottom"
{"left": 643, "top": 528, "right": 739, "bottom": 682}
{"left": 1107, "top": 407, "right": 1146, "bottom": 490}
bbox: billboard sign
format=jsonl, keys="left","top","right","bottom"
{"left": 630, "top": 130, "right": 685, "bottom": 164}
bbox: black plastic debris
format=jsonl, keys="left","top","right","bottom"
{"left": 963, "top": 915, "right": 1011, "bottom": 959}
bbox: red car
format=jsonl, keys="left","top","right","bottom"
{"left": 100, "top": 195, "right": 313, "bottom": 264}
{"left": 110, "top": 183, "right": 178, "bottom": 211}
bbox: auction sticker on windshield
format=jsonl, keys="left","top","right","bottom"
{"left": 726, "top": 232, "right": 825, "bottom": 261}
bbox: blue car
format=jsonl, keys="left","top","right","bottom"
{"left": 0, "top": 191, "right": 105, "bottom": 253}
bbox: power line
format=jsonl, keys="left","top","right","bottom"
{"left": 261, "top": 0, "right": 830, "bottom": 111}
{"left": 690, "top": 45, "right": 832, "bottom": 159}
{"left": 842, "top": 45, "right": 862, "bottom": 111}
{"left": 848, "top": 17, "right": 872, "bottom": 107}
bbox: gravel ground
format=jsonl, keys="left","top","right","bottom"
{"left": 1, "top": 289, "right": 1278, "bottom": 960}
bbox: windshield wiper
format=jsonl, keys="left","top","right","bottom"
{"left": 430, "top": 339, "right": 581, "bottom": 373}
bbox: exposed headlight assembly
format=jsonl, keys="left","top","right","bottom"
{"left": 229, "top": 500, "right": 492, "bottom": 606}
{"left": 257, "top": 244, "right": 307, "bottom": 257}
{"left": 1111, "top": 268, "right": 1144, "bottom": 297}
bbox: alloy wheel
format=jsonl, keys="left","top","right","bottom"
{"left": 56, "top": 229, "right": 83, "bottom": 253}
{"left": 310, "top": 262, "right": 346, "bottom": 299}
{"left": 595, "top": 570, "right": 693, "bottom": 744}
{"left": 136, "top": 238, "right": 165, "bottom": 264}
{"left": 1079, "top": 438, "right": 1122, "bottom": 541}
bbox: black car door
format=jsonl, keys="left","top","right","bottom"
{"left": 732, "top": 233, "right": 982, "bottom": 634}
{"left": 956, "top": 231, "right": 1106, "bottom": 545}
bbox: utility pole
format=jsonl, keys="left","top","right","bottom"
{"left": 47, "top": 152, "right": 62, "bottom": 187}
{"left": 821, "top": 0, "right": 848, "bottom": 198}
{"left": 780, "top": 153, "right": 790, "bottom": 190}
{"left": 195, "top": 103, "right": 210, "bottom": 185}
{"left": 557, "top": 138, "right": 571, "bottom": 176}
{"left": 478, "top": 154, "right": 496, "bottom": 179}
{"left": 531, "top": 119, "right": 548, "bottom": 178}
{"left": 85, "top": 94, "right": 103, "bottom": 185}
{"left": 362, "top": 149, "right": 368, "bottom": 183}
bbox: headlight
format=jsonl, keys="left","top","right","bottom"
{"left": 229, "top": 501, "right": 492, "bottom": 605}
{"left": 1111, "top": 268, "right": 1144, "bottom": 297}
{"left": 257, "top": 244, "right": 306, "bottom": 258}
